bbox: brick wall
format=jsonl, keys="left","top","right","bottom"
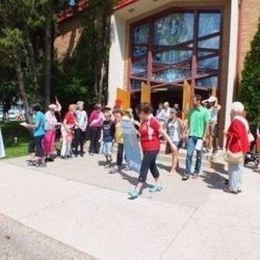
{"left": 54, "top": 16, "right": 82, "bottom": 60}
{"left": 238, "top": 0, "right": 260, "bottom": 75}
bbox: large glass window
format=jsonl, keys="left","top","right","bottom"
{"left": 130, "top": 10, "right": 222, "bottom": 91}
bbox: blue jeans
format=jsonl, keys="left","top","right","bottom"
{"left": 228, "top": 163, "right": 243, "bottom": 192}
{"left": 185, "top": 136, "right": 203, "bottom": 175}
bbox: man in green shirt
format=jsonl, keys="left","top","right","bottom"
{"left": 183, "top": 95, "right": 210, "bottom": 180}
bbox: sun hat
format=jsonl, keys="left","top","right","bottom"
{"left": 48, "top": 104, "right": 57, "bottom": 110}
{"left": 208, "top": 96, "right": 217, "bottom": 103}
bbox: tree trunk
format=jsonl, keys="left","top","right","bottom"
{"left": 44, "top": 16, "right": 52, "bottom": 110}
{"left": 15, "top": 58, "right": 31, "bottom": 123}
{"left": 25, "top": 30, "right": 38, "bottom": 91}
{"left": 98, "top": 62, "right": 105, "bottom": 104}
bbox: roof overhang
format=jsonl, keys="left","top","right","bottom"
{"left": 114, "top": 0, "right": 140, "bottom": 11}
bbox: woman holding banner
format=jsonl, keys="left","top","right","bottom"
{"left": 128, "top": 103, "right": 177, "bottom": 199}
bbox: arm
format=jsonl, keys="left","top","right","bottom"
{"left": 159, "top": 128, "right": 177, "bottom": 153}
{"left": 203, "top": 111, "right": 211, "bottom": 141}
{"left": 99, "top": 128, "right": 103, "bottom": 142}
{"left": 203, "top": 122, "right": 210, "bottom": 141}
{"left": 25, "top": 121, "right": 38, "bottom": 129}
{"left": 55, "top": 97, "right": 62, "bottom": 112}
{"left": 24, "top": 114, "right": 39, "bottom": 129}
{"left": 84, "top": 112, "right": 88, "bottom": 130}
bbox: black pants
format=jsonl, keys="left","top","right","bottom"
{"left": 116, "top": 143, "right": 124, "bottom": 167}
{"left": 89, "top": 127, "right": 101, "bottom": 154}
{"left": 34, "top": 135, "right": 44, "bottom": 157}
{"left": 75, "top": 128, "right": 85, "bottom": 154}
{"left": 138, "top": 151, "right": 160, "bottom": 183}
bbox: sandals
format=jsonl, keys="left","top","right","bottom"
{"left": 128, "top": 190, "right": 139, "bottom": 199}
{"left": 223, "top": 188, "right": 238, "bottom": 194}
{"left": 149, "top": 185, "right": 163, "bottom": 193}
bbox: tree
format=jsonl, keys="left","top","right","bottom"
{"left": 239, "top": 22, "right": 260, "bottom": 130}
{"left": 59, "top": 0, "right": 118, "bottom": 105}
{"left": 0, "top": 28, "right": 31, "bottom": 122}
{"left": 0, "top": 0, "right": 68, "bottom": 114}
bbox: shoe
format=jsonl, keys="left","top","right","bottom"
{"left": 75, "top": 153, "right": 78, "bottom": 158}
{"left": 223, "top": 188, "right": 238, "bottom": 194}
{"left": 224, "top": 179, "right": 229, "bottom": 185}
{"left": 192, "top": 173, "right": 199, "bottom": 179}
{"left": 109, "top": 167, "right": 118, "bottom": 174}
{"left": 89, "top": 153, "right": 94, "bottom": 156}
{"left": 60, "top": 156, "right": 66, "bottom": 159}
{"left": 38, "top": 162, "right": 47, "bottom": 168}
{"left": 182, "top": 174, "right": 190, "bottom": 181}
{"left": 80, "top": 153, "right": 84, "bottom": 157}
{"left": 149, "top": 185, "right": 163, "bottom": 193}
{"left": 128, "top": 190, "right": 139, "bottom": 199}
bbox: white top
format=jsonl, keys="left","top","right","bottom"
{"left": 159, "top": 108, "right": 171, "bottom": 123}
{"left": 208, "top": 107, "right": 219, "bottom": 122}
{"left": 0, "top": 127, "right": 5, "bottom": 158}
{"left": 45, "top": 111, "right": 58, "bottom": 131}
{"left": 76, "top": 110, "right": 88, "bottom": 131}
{"left": 167, "top": 119, "right": 182, "bottom": 143}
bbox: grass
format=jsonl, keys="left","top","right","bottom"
{"left": 1, "top": 121, "right": 30, "bottom": 159}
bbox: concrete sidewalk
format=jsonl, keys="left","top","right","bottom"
{"left": 0, "top": 156, "right": 260, "bottom": 259}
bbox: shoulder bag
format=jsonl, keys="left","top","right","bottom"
{"left": 224, "top": 134, "right": 244, "bottom": 164}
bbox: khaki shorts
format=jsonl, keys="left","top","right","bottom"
{"left": 209, "top": 122, "right": 218, "bottom": 137}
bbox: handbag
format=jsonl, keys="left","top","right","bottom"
{"left": 224, "top": 134, "right": 244, "bottom": 164}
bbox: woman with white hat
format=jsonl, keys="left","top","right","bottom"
{"left": 43, "top": 97, "right": 62, "bottom": 161}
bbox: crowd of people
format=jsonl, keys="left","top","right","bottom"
{"left": 3, "top": 95, "right": 259, "bottom": 199}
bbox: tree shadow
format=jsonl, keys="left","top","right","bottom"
{"left": 97, "top": 160, "right": 107, "bottom": 167}
{"left": 201, "top": 170, "right": 228, "bottom": 190}
{"left": 118, "top": 170, "right": 153, "bottom": 191}
{"left": 156, "top": 163, "right": 185, "bottom": 177}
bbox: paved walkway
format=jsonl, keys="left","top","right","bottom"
{"left": 0, "top": 154, "right": 260, "bottom": 259}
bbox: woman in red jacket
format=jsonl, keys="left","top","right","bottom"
{"left": 128, "top": 103, "right": 177, "bottom": 199}
{"left": 224, "top": 102, "right": 249, "bottom": 194}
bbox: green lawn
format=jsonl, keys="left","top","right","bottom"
{"left": 1, "top": 121, "right": 30, "bottom": 159}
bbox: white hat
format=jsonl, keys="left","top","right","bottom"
{"left": 208, "top": 96, "right": 217, "bottom": 103}
{"left": 48, "top": 104, "right": 57, "bottom": 110}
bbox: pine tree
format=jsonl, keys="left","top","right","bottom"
{"left": 239, "top": 22, "right": 260, "bottom": 130}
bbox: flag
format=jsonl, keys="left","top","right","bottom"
{"left": 182, "top": 80, "right": 192, "bottom": 119}
{"left": 116, "top": 88, "right": 130, "bottom": 109}
{"left": 141, "top": 82, "right": 151, "bottom": 104}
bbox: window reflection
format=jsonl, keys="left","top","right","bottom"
{"left": 197, "top": 76, "right": 218, "bottom": 88}
{"left": 154, "top": 13, "right": 194, "bottom": 46}
{"left": 198, "top": 36, "right": 220, "bottom": 49}
{"left": 199, "top": 13, "right": 221, "bottom": 37}
{"left": 154, "top": 50, "right": 192, "bottom": 64}
{"left": 134, "top": 24, "right": 150, "bottom": 44}
{"left": 153, "top": 68, "right": 191, "bottom": 82}
{"left": 131, "top": 11, "right": 221, "bottom": 90}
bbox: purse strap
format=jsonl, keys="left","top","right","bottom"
{"left": 227, "top": 133, "right": 242, "bottom": 151}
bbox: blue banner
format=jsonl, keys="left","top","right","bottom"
{"left": 120, "top": 119, "right": 141, "bottom": 174}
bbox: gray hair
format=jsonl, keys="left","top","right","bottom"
{"left": 231, "top": 101, "right": 244, "bottom": 114}
{"left": 77, "top": 101, "right": 84, "bottom": 106}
